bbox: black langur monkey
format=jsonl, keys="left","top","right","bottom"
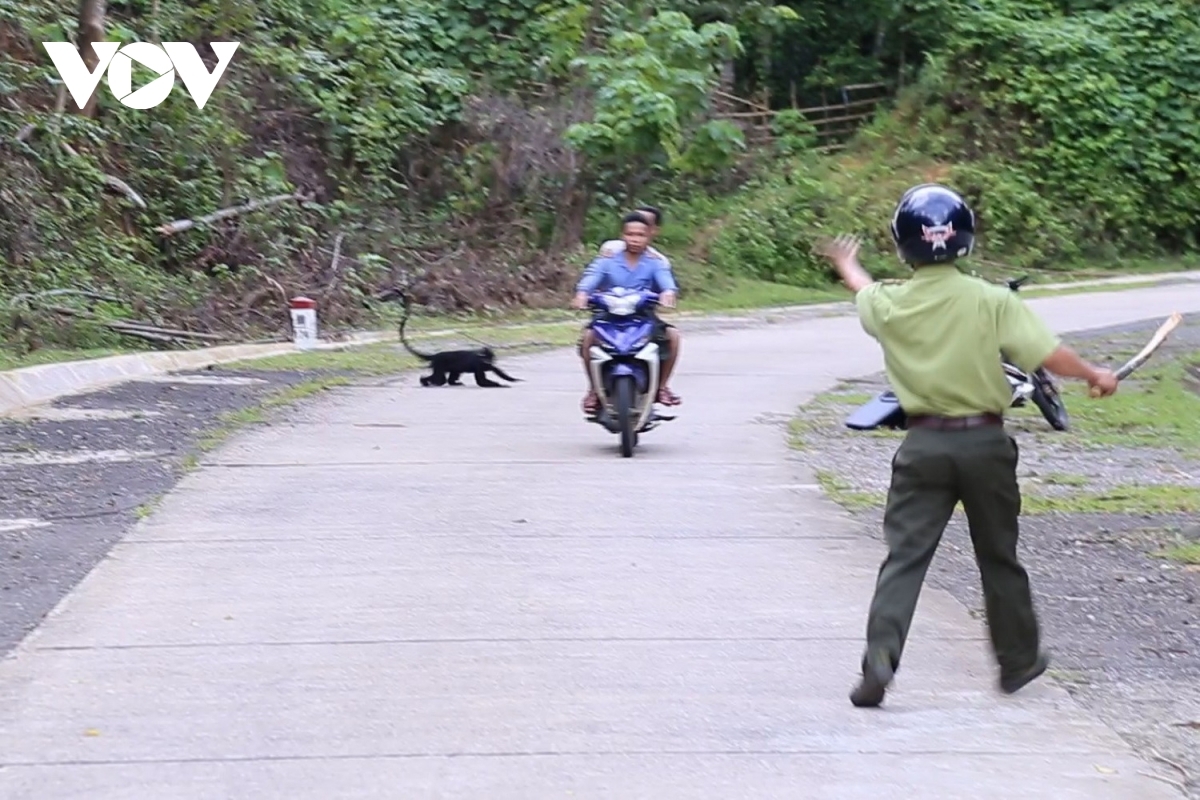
{"left": 388, "top": 290, "right": 522, "bottom": 388}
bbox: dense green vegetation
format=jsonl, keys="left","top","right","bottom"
{"left": 0, "top": 0, "right": 1196, "bottom": 357}
{"left": 703, "top": 0, "right": 1200, "bottom": 286}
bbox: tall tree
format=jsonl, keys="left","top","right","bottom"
{"left": 74, "top": 0, "right": 106, "bottom": 117}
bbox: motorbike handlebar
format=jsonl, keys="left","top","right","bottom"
{"left": 583, "top": 290, "right": 661, "bottom": 313}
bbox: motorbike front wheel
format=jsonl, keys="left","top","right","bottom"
{"left": 1030, "top": 369, "right": 1070, "bottom": 431}
{"left": 614, "top": 375, "right": 636, "bottom": 457}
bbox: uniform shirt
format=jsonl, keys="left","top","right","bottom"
{"left": 855, "top": 265, "right": 1061, "bottom": 417}
{"left": 600, "top": 239, "right": 670, "bottom": 267}
{"left": 575, "top": 249, "right": 679, "bottom": 294}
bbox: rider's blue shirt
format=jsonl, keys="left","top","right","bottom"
{"left": 575, "top": 250, "right": 678, "bottom": 295}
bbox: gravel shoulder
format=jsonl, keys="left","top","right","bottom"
{"left": 789, "top": 313, "right": 1200, "bottom": 797}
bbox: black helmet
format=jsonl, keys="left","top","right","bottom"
{"left": 890, "top": 183, "right": 975, "bottom": 265}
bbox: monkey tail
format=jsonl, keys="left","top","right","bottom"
{"left": 397, "top": 293, "right": 435, "bottom": 362}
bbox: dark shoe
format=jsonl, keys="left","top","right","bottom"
{"left": 999, "top": 651, "right": 1049, "bottom": 695}
{"left": 850, "top": 648, "right": 895, "bottom": 708}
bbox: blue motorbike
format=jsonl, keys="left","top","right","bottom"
{"left": 583, "top": 287, "right": 676, "bottom": 457}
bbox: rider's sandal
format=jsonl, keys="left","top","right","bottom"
{"left": 657, "top": 387, "right": 681, "bottom": 406}
{"left": 582, "top": 392, "right": 600, "bottom": 414}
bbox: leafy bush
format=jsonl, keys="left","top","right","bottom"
{"left": 563, "top": 10, "right": 744, "bottom": 198}
{"left": 942, "top": 1, "right": 1200, "bottom": 256}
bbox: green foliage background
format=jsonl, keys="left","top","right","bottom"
{"left": 0, "top": 0, "right": 1196, "bottom": 354}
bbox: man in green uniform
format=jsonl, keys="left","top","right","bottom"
{"left": 818, "top": 183, "right": 1119, "bottom": 709}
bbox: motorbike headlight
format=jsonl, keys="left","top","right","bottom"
{"left": 604, "top": 295, "right": 639, "bottom": 315}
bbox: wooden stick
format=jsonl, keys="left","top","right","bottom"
{"left": 1112, "top": 312, "right": 1183, "bottom": 381}
{"left": 712, "top": 89, "right": 770, "bottom": 112}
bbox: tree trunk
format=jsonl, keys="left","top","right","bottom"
{"left": 75, "top": 0, "right": 107, "bottom": 117}
{"left": 552, "top": 155, "right": 593, "bottom": 253}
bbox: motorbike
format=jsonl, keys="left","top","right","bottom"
{"left": 582, "top": 287, "right": 676, "bottom": 457}
{"left": 844, "top": 274, "right": 1071, "bottom": 432}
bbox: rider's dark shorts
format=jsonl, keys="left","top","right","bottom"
{"left": 578, "top": 310, "right": 673, "bottom": 359}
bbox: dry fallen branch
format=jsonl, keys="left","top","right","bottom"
{"left": 41, "top": 304, "right": 224, "bottom": 345}
{"left": 105, "top": 320, "right": 224, "bottom": 341}
{"left": 157, "top": 191, "right": 314, "bottom": 236}
{"left": 97, "top": 173, "right": 147, "bottom": 209}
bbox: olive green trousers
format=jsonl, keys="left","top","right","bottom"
{"left": 864, "top": 424, "right": 1041, "bottom": 678}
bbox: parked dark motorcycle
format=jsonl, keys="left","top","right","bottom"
{"left": 844, "top": 275, "right": 1070, "bottom": 432}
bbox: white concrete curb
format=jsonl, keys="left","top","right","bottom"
{"left": 0, "top": 332, "right": 391, "bottom": 418}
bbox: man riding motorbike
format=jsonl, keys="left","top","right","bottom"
{"left": 572, "top": 211, "right": 682, "bottom": 414}
{"left": 598, "top": 204, "right": 668, "bottom": 261}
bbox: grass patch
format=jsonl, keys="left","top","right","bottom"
{"left": 135, "top": 496, "right": 164, "bottom": 519}
{"left": 0, "top": 346, "right": 131, "bottom": 371}
{"left": 1044, "top": 255, "right": 1200, "bottom": 280}
{"left": 787, "top": 417, "right": 813, "bottom": 450}
{"left": 1018, "top": 278, "right": 1170, "bottom": 299}
{"left": 1022, "top": 483, "right": 1200, "bottom": 515}
{"left": 368, "top": 272, "right": 849, "bottom": 333}
{"left": 1041, "top": 355, "right": 1200, "bottom": 450}
{"left": 194, "top": 377, "right": 352, "bottom": 455}
{"left": 814, "top": 469, "right": 886, "bottom": 511}
{"left": 813, "top": 476, "right": 1200, "bottom": 516}
{"left": 1028, "top": 472, "right": 1091, "bottom": 488}
{"left": 681, "top": 278, "right": 847, "bottom": 312}
{"left": 808, "top": 390, "right": 877, "bottom": 408}
{"left": 1156, "top": 542, "right": 1200, "bottom": 565}
{"left": 789, "top": 389, "right": 904, "bottom": 450}
{"left": 232, "top": 343, "right": 417, "bottom": 375}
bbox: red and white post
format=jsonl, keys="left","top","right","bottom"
{"left": 289, "top": 296, "right": 318, "bottom": 350}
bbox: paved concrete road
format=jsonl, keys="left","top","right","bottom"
{"left": 2, "top": 283, "right": 1199, "bottom": 799}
